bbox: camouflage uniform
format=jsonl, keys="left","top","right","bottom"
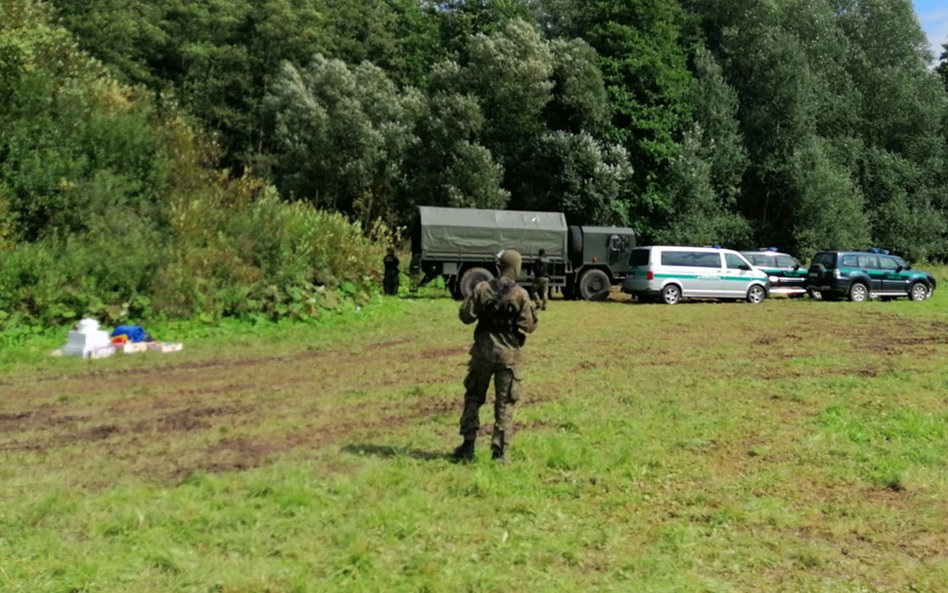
{"left": 454, "top": 250, "right": 538, "bottom": 462}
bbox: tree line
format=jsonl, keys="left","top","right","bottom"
{"left": 2, "top": 0, "right": 948, "bottom": 328}
{"left": 37, "top": 0, "right": 948, "bottom": 260}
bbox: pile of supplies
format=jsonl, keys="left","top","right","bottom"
{"left": 54, "top": 318, "right": 183, "bottom": 359}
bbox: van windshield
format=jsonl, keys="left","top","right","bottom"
{"left": 629, "top": 249, "right": 649, "bottom": 267}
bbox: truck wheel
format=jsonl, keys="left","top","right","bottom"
{"left": 459, "top": 267, "right": 493, "bottom": 299}
{"left": 578, "top": 269, "right": 610, "bottom": 301}
{"left": 910, "top": 282, "right": 930, "bottom": 301}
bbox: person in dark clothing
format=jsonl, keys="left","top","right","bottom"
{"left": 532, "top": 248, "right": 550, "bottom": 310}
{"left": 383, "top": 248, "right": 400, "bottom": 295}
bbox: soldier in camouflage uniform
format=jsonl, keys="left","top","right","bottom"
{"left": 453, "top": 249, "right": 538, "bottom": 463}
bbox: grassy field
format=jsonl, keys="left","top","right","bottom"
{"left": 1, "top": 272, "right": 947, "bottom": 593}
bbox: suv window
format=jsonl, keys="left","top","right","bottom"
{"left": 857, "top": 255, "right": 879, "bottom": 268}
{"left": 725, "top": 254, "right": 746, "bottom": 269}
{"left": 841, "top": 254, "right": 858, "bottom": 267}
{"left": 629, "top": 248, "right": 649, "bottom": 267}
{"left": 878, "top": 257, "right": 899, "bottom": 270}
{"left": 813, "top": 252, "right": 835, "bottom": 267}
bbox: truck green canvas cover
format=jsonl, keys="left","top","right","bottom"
{"left": 417, "top": 206, "right": 567, "bottom": 259}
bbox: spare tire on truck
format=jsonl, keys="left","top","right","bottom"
{"left": 568, "top": 225, "right": 584, "bottom": 265}
{"left": 459, "top": 267, "right": 494, "bottom": 299}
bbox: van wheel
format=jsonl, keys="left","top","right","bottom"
{"left": 578, "top": 269, "right": 610, "bottom": 301}
{"left": 848, "top": 282, "right": 869, "bottom": 302}
{"left": 746, "top": 285, "right": 766, "bottom": 304}
{"left": 661, "top": 284, "right": 681, "bottom": 305}
{"left": 459, "top": 267, "right": 493, "bottom": 299}
{"left": 910, "top": 282, "right": 930, "bottom": 301}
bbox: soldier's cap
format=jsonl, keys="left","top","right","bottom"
{"left": 496, "top": 249, "right": 522, "bottom": 277}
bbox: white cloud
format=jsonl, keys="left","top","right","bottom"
{"left": 919, "top": 8, "right": 948, "bottom": 61}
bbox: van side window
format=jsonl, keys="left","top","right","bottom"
{"left": 691, "top": 252, "right": 722, "bottom": 268}
{"left": 661, "top": 251, "right": 690, "bottom": 266}
{"left": 725, "top": 254, "right": 746, "bottom": 269}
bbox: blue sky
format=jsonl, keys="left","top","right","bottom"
{"left": 914, "top": 0, "right": 948, "bottom": 60}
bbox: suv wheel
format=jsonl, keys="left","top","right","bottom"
{"left": 910, "top": 282, "right": 930, "bottom": 302}
{"left": 849, "top": 282, "right": 869, "bottom": 302}
{"left": 746, "top": 284, "right": 766, "bottom": 304}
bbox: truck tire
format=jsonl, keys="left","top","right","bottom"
{"left": 578, "top": 269, "right": 610, "bottom": 301}
{"left": 459, "top": 267, "right": 494, "bottom": 299}
{"left": 568, "top": 226, "right": 584, "bottom": 265}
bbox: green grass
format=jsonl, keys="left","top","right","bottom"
{"left": 1, "top": 275, "right": 947, "bottom": 593}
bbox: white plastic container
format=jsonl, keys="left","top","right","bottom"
{"left": 62, "top": 318, "right": 113, "bottom": 358}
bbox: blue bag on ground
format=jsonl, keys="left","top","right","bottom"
{"left": 110, "top": 325, "right": 152, "bottom": 343}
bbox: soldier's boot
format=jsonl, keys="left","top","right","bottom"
{"left": 491, "top": 445, "right": 510, "bottom": 464}
{"left": 452, "top": 438, "right": 476, "bottom": 462}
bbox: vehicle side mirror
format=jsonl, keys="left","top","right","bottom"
{"left": 895, "top": 265, "right": 903, "bottom": 272}
{"left": 792, "top": 264, "right": 800, "bottom": 271}
{"left": 739, "top": 264, "right": 750, "bottom": 271}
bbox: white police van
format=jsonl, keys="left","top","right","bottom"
{"left": 622, "top": 246, "right": 770, "bottom": 304}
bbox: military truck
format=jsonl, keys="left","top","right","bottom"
{"left": 410, "top": 206, "right": 637, "bottom": 300}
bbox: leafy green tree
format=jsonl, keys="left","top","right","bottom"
{"left": 834, "top": 0, "right": 947, "bottom": 257}
{"left": 544, "top": 38, "right": 610, "bottom": 135}
{"left": 266, "top": 56, "right": 424, "bottom": 225}
{"left": 789, "top": 137, "right": 870, "bottom": 257}
{"left": 532, "top": 0, "right": 695, "bottom": 239}
{"left": 516, "top": 131, "right": 632, "bottom": 225}
{"left": 427, "top": 0, "right": 535, "bottom": 55}
{"left": 666, "top": 46, "right": 751, "bottom": 246}
{"left": 460, "top": 18, "right": 554, "bottom": 168}
{"left": 938, "top": 42, "right": 948, "bottom": 92}
{"left": 657, "top": 124, "right": 751, "bottom": 247}
{"left": 403, "top": 86, "right": 509, "bottom": 213}
{"left": 52, "top": 0, "right": 440, "bottom": 170}
{"left": 1, "top": 0, "right": 174, "bottom": 243}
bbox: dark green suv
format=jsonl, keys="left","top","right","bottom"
{"left": 806, "top": 250, "right": 936, "bottom": 302}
